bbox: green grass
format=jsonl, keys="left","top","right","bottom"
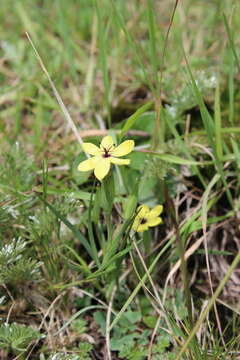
{"left": 1, "top": 0, "right": 240, "bottom": 359}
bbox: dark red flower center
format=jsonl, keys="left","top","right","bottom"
{"left": 102, "top": 148, "right": 111, "bottom": 158}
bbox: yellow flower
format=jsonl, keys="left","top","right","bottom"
{"left": 78, "top": 135, "right": 135, "bottom": 181}
{"left": 132, "top": 204, "right": 163, "bottom": 232}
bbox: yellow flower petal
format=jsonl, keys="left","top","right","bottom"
{"left": 100, "top": 136, "right": 114, "bottom": 150}
{"left": 147, "top": 217, "right": 162, "bottom": 227}
{"left": 147, "top": 205, "right": 163, "bottom": 219}
{"left": 111, "top": 140, "right": 134, "bottom": 157}
{"left": 82, "top": 142, "right": 101, "bottom": 155}
{"left": 94, "top": 158, "right": 111, "bottom": 181}
{"left": 136, "top": 205, "right": 149, "bottom": 218}
{"left": 135, "top": 223, "right": 149, "bottom": 232}
{"left": 78, "top": 158, "right": 96, "bottom": 172}
{"left": 132, "top": 218, "right": 140, "bottom": 231}
{"left": 110, "top": 157, "right": 130, "bottom": 165}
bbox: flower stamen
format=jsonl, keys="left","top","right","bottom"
{"left": 102, "top": 148, "right": 111, "bottom": 158}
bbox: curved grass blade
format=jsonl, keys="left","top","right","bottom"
{"left": 120, "top": 101, "right": 153, "bottom": 139}
{"left": 143, "top": 151, "right": 202, "bottom": 165}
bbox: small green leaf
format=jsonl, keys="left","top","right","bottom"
{"left": 93, "top": 311, "right": 106, "bottom": 332}
{"left": 142, "top": 315, "right": 157, "bottom": 328}
{"left": 111, "top": 334, "right": 136, "bottom": 351}
{"left": 124, "top": 311, "right": 142, "bottom": 324}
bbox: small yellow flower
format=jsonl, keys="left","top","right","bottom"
{"left": 78, "top": 136, "right": 135, "bottom": 181}
{"left": 132, "top": 204, "right": 163, "bottom": 232}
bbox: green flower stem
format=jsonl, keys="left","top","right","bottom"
{"left": 101, "top": 175, "right": 115, "bottom": 216}
{"left": 88, "top": 179, "right": 100, "bottom": 268}
{"left": 101, "top": 174, "right": 115, "bottom": 256}
{"left": 143, "top": 231, "right": 151, "bottom": 267}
